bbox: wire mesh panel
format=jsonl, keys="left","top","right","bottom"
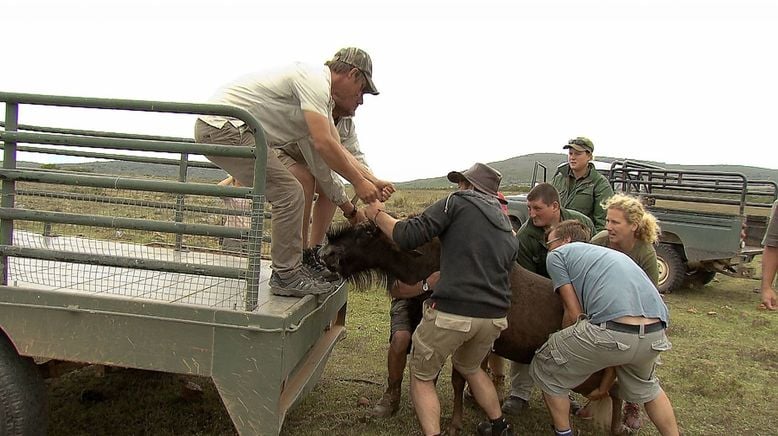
{"left": 5, "top": 182, "right": 271, "bottom": 310}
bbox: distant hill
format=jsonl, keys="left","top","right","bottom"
{"left": 5, "top": 154, "right": 777, "bottom": 189}
{"left": 398, "top": 153, "right": 778, "bottom": 189}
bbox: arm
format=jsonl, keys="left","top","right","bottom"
{"left": 587, "top": 367, "right": 617, "bottom": 400}
{"left": 515, "top": 230, "right": 540, "bottom": 274}
{"left": 557, "top": 283, "right": 583, "bottom": 327}
{"left": 761, "top": 245, "right": 778, "bottom": 310}
{"left": 335, "top": 119, "right": 395, "bottom": 201}
{"left": 389, "top": 271, "right": 440, "bottom": 299}
{"left": 642, "top": 246, "right": 660, "bottom": 288}
{"left": 304, "top": 111, "right": 379, "bottom": 203}
{"left": 365, "top": 200, "right": 396, "bottom": 239}
{"left": 592, "top": 178, "right": 614, "bottom": 233}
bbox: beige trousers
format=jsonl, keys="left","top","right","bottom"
{"left": 194, "top": 119, "right": 303, "bottom": 273}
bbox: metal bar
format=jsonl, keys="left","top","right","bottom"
{"left": 0, "top": 92, "right": 265, "bottom": 139}
{"left": 1, "top": 103, "right": 18, "bottom": 285}
{"left": 0, "top": 144, "right": 220, "bottom": 169}
{"left": 15, "top": 189, "right": 257, "bottom": 217}
{"left": 0, "top": 131, "right": 254, "bottom": 158}
{"left": 0, "top": 121, "right": 196, "bottom": 143}
{"left": 0, "top": 208, "right": 246, "bottom": 239}
{"left": 175, "top": 153, "right": 189, "bottom": 250}
{"left": 0, "top": 169, "right": 252, "bottom": 198}
{"left": 0, "top": 246, "right": 244, "bottom": 278}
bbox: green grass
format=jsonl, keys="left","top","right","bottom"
{"left": 47, "top": 274, "right": 778, "bottom": 436}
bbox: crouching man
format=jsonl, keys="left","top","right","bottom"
{"left": 530, "top": 220, "right": 680, "bottom": 436}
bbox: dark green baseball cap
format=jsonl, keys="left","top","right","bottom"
{"left": 330, "top": 47, "right": 379, "bottom": 95}
{"left": 564, "top": 137, "right": 594, "bottom": 153}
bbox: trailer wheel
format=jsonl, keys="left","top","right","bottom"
{"left": 0, "top": 336, "right": 48, "bottom": 436}
{"left": 656, "top": 243, "right": 685, "bottom": 294}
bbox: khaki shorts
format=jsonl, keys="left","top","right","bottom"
{"left": 529, "top": 317, "right": 671, "bottom": 404}
{"left": 409, "top": 300, "right": 508, "bottom": 381}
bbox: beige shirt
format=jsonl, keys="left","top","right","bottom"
{"left": 199, "top": 62, "right": 334, "bottom": 149}
{"left": 276, "top": 116, "right": 368, "bottom": 205}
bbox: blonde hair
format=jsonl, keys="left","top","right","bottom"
{"left": 603, "top": 193, "right": 660, "bottom": 244}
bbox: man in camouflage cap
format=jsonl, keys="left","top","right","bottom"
{"left": 194, "top": 47, "right": 391, "bottom": 298}
{"left": 275, "top": 48, "right": 394, "bottom": 282}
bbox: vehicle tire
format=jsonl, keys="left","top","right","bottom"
{"left": 509, "top": 216, "right": 522, "bottom": 233}
{"left": 0, "top": 335, "right": 48, "bottom": 436}
{"left": 683, "top": 270, "right": 717, "bottom": 289}
{"left": 656, "top": 243, "right": 685, "bottom": 294}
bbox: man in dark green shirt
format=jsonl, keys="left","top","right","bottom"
{"left": 550, "top": 137, "right": 614, "bottom": 232}
{"left": 504, "top": 183, "right": 595, "bottom": 415}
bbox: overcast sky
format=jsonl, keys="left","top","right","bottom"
{"left": 3, "top": 0, "right": 776, "bottom": 182}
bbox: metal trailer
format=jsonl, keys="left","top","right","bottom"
{"left": 0, "top": 92, "right": 347, "bottom": 436}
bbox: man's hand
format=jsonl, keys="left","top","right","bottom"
{"left": 586, "top": 387, "right": 610, "bottom": 401}
{"left": 375, "top": 179, "right": 396, "bottom": 201}
{"left": 354, "top": 178, "right": 381, "bottom": 203}
{"left": 364, "top": 199, "right": 384, "bottom": 221}
{"left": 349, "top": 208, "right": 367, "bottom": 225}
{"left": 426, "top": 271, "right": 441, "bottom": 289}
{"left": 761, "top": 287, "right": 777, "bottom": 310}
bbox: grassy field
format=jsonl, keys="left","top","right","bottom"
{"left": 21, "top": 186, "right": 777, "bottom": 435}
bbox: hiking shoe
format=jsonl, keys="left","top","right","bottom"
{"left": 501, "top": 395, "right": 528, "bottom": 416}
{"left": 476, "top": 421, "right": 514, "bottom": 436}
{"left": 303, "top": 246, "right": 341, "bottom": 282}
{"left": 623, "top": 402, "right": 642, "bottom": 430}
{"left": 269, "top": 268, "right": 334, "bottom": 297}
{"left": 370, "top": 379, "right": 401, "bottom": 418}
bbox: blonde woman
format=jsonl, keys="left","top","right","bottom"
{"left": 591, "top": 193, "right": 660, "bottom": 286}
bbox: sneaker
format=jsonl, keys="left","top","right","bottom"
{"left": 623, "top": 402, "right": 642, "bottom": 430}
{"left": 476, "top": 421, "right": 514, "bottom": 436}
{"left": 501, "top": 395, "right": 528, "bottom": 416}
{"left": 303, "top": 246, "right": 341, "bottom": 282}
{"left": 269, "top": 268, "right": 334, "bottom": 298}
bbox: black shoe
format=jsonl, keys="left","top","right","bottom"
{"left": 477, "top": 421, "right": 514, "bottom": 436}
{"left": 303, "top": 246, "right": 341, "bottom": 282}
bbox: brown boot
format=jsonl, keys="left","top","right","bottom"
{"left": 371, "top": 379, "right": 401, "bottom": 418}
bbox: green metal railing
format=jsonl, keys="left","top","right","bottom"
{"left": 0, "top": 92, "right": 269, "bottom": 310}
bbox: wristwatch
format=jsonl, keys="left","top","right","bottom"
{"left": 422, "top": 279, "right": 430, "bottom": 292}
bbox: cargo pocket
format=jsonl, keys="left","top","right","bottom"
{"left": 492, "top": 317, "right": 508, "bottom": 332}
{"left": 411, "top": 337, "right": 438, "bottom": 379}
{"left": 434, "top": 312, "right": 472, "bottom": 333}
{"left": 534, "top": 341, "right": 568, "bottom": 366}
{"left": 651, "top": 336, "right": 672, "bottom": 353}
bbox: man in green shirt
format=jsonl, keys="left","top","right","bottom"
{"left": 504, "top": 183, "right": 595, "bottom": 415}
{"left": 550, "top": 137, "right": 614, "bottom": 232}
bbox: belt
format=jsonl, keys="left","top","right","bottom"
{"left": 603, "top": 320, "right": 664, "bottom": 334}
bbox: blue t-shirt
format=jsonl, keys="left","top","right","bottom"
{"left": 545, "top": 242, "right": 669, "bottom": 326}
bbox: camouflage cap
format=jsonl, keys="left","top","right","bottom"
{"left": 447, "top": 162, "right": 503, "bottom": 198}
{"left": 563, "top": 136, "right": 594, "bottom": 153}
{"left": 330, "top": 47, "right": 379, "bottom": 95}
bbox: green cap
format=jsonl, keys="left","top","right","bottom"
{"left": 330, "top": 47, "right": 379, "bottom": 95}
{"left": 564, "top": 137, "right": 594, "bottom": 153}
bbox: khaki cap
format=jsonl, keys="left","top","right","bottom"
{"left": 330, "top": 47, "right": 379, "bottom": 95}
